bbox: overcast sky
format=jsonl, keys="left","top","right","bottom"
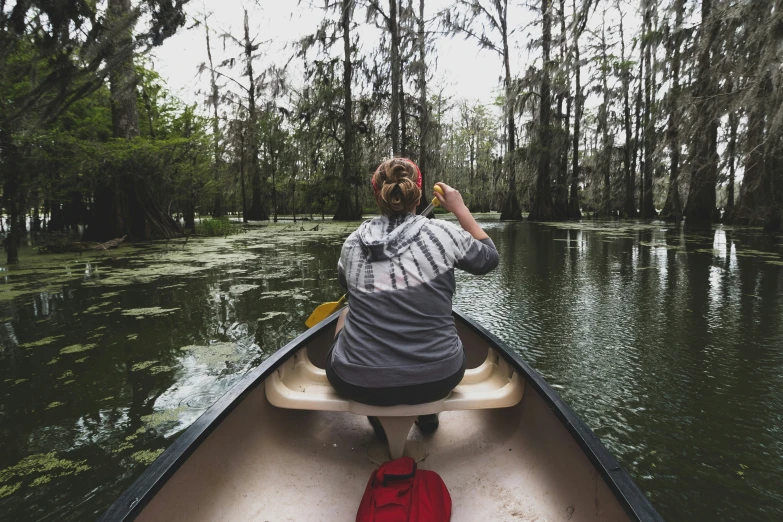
{"left": 150, "top": 0, "right": 539, "bottom": 112}
{"left": 149, "top": 0, "right": 647, "bottom": 127}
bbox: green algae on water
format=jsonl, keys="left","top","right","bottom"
{"left": 114, "top": 427, "right": 147, "bottom": 454}
{"left": 114, "top": 442, "right": 134, "bottom": 453}
{"left": 131, "top": 448, "right": 164, "bottom": 465}
{"left": 0, "top": 482, "right": 21, "bottom": 498}
{"left": 0, "top": 287, "right": 33, "bottom": 302}
{"left": 180, "top": 342, "right": 244, "bottom": 368}
{"left": 30, "top": 475, "right": 52, "bottom": 487}
{"left": 158, "top": 283, "right": 186, "bottom": 290}
{"left": 122, "top": 307, "right": 179, "bottom": 318}
{"left": 148, "top": 365, "right": 173, "bottom": 375}
{"left": 141, "top": 406, "right": 186, "bottom": 429}
{"left": 60, "top": 343, "right": 97, "bottom": 355}
{"left": 84, "top": 301, "right": 112, "bottom": 313}
{"left": 127, "top": 333, "right": 138, "bottom": 340}
{"left": 0, "top": 452, "right": 89, "bottom": 495}
{"left": 20, "top": 335, "right": 64, "bottom": 349}
{"left": 131, "top": 360, "right": 157, "bottom": 371}
{"left": 228, "top": 284, "right": 259, "bottom": 294}
{"left": 257, "top": 289, "right": 310, "bottom": 300}
{"left": 46, "top": 358, "right": 59, "bottom": 365}
{"left": 128, "top": 427, "right": 146, "bottom": 439}
{"left": 639, "top": 242, "right": 684, "bottom": 251}
{"left": 258, "top": 311, "right": 287, "bottom": 322}
{"left": 46, "top": 402, "right": 64, "bottom": 409}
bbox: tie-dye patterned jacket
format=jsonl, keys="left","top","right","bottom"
{"left": 330, "top": 213, "right": 499, "bottom": 388}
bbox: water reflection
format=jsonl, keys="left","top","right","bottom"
{"left": 0, "top": 221, "right": 782, "bottom": 520}
{"left": 0, "top": 227, "right": 345, "bottom": 520}
{"left": 455, "top": 221, "right": 783, "bottom": 520}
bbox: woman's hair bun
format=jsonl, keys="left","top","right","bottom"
{"left": 372, "top": 158, "right": 422, "bottom": 216}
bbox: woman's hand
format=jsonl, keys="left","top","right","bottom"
{"left": 433, "top": 182, "right": 488, "bottom": 241}
{"left": 433, "top": 182, "right": 467, "bottom": 215}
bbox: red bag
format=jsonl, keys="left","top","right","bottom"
{"left": 356, "top": 457, "right": 451, "bottom": 522}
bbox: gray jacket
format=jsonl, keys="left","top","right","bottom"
{"left": 330, "top": 213, "right": 499, "bottom": 388}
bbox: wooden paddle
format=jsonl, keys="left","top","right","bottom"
{"left": 304, "top": 185, "right": 445, "bottom": 328}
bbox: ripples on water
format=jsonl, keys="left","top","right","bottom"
{"left": 0, "top": 219, "right": 782, "bottom": 521}
{"left": 0, "top": 224, "right": 349, "bottom": 521}
{"left": 455, "top": 221, "right": 783, "bottom": 521}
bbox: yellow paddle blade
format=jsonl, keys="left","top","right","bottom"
{"left": 305, "top": 294, "right": 347, "bottom": 328}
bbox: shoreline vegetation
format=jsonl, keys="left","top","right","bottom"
{"left": 2, "top": 1, "right": 781, "bottom": 267}
{"left": 1, "top": 217, "right": 780, "bottom": 305}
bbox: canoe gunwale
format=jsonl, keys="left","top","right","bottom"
{"left": 98, "top": 311, "right": 340, "bottom": 522}
{"left": 99, "top": 309, "right": 662, "bottom": 522}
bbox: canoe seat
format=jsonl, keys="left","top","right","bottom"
{"left": 265, "top": 347, "right": 524, "bottom": 459}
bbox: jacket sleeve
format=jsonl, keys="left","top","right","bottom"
{"left": 338, "top": 258, "right": 347, "bottom": 289}
{"left": 337, "top": 231, "right": 357, "bottom": 289}
{"left": 454, "top": 237, "right": 499, "bottom": 275}
{"left": 428, "top": 220, "right": 499, "bottom": 275}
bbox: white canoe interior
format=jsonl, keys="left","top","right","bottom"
{"left": 133, "top": 320, "right": 636, "bottom": 522}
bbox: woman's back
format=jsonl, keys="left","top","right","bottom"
{"left": 332, "top": 213, "right": 497, "bottom": 389}
{"left": 326, "top": 157, "right": 498, "bottom": 407}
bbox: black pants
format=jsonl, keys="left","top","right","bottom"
{"left": 325, "top": 338, "right": 466, "bottom": 407}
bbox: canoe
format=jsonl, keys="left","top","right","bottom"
{"left": 100, "top": 310, "right": 662, "bottom": 522}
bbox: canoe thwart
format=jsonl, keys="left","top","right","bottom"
{"left": 265, "top": 346, "right": 525, "bottom": 459}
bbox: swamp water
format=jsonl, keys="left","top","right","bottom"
{"left": 1, "top": 219, "right": 782, "bottom": 521}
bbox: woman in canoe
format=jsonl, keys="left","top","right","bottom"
{"left": 326, "top": 157, "right": 499, "bottom": 433}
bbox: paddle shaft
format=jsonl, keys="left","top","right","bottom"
{"left": 419, "top": 185, "right": 444, "bottom": 218}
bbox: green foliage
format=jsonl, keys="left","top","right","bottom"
{"left": 196, "top": 217, "right": 237, "bottom": 237}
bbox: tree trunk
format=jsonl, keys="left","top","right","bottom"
{"left": 559, "top": 95, "right": 572, "bottom": 215}
{"left": 469, "top": 132, "right": 475, "bottom": 192}
{"left": 685, "top": 0, "right": 720, "bottom": 229}
{"left": 400, "top": 56, "right": 407, "bottom": 157}
{"left": 183, "top": 116, "right": 197, "bottom": 232}
{"left": 619, "top": 2, "right": 636, "bottom": 217}
{"left": 245, "top": 10, "right": 268, "bottom": 221}
{"left": 529, "top": 0, "right": 557, "bottom": 221}
{"left": 598, "top": 15, "right": 612, "bottom": 217}
{"left": 634, "top": 56, "right": 644, "bottom": 216}
{"left": 734, "top": 0, "right": 775, "bottom": 226}
{"left": 416, "top": 0, "right": 429, "bottom": 214}
{"left": 390, "top": 0, "right": 401, "bottom": 155}
{"left": 240, "top": 127, "right": 248, "bottom": 223}
{"left": 183, "top": 200, "right": 195, "bottom": 231}
{"left": 334, "top": 0, "right": 362, "bottom": 220}
{"left": 724, "top": 107, "right": 738, "bottom": 223}
{"left": 567, "top": 0, "right": 583, "bottom": 219}
{"left": 1, "top": 129, "right": 22, "bottom": 264}
{"left": 764, "top": 137, "right": 782, "bottom": 233}
{"left": 83, "top": 0, "right": 181, "bottom": 242}
{"left": 205, "top": 14, "right": 223, "bottom": 217}
{"left": 271, "top": 150, "right": 278, "bottom": 223}
{"left": 552, "top": 0, "right": 569, "bottom": 217}
{"left": 31, "top": 192, "right": 40, "bottom": 238}
{"left": 640, "top": 3, "right": 658, "bottom": 219}
{"left": 499, "top": 0, "right": 522, "bottom": 220}
{"left": 660, "top": 0, "right": 685, "bottom": 223}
